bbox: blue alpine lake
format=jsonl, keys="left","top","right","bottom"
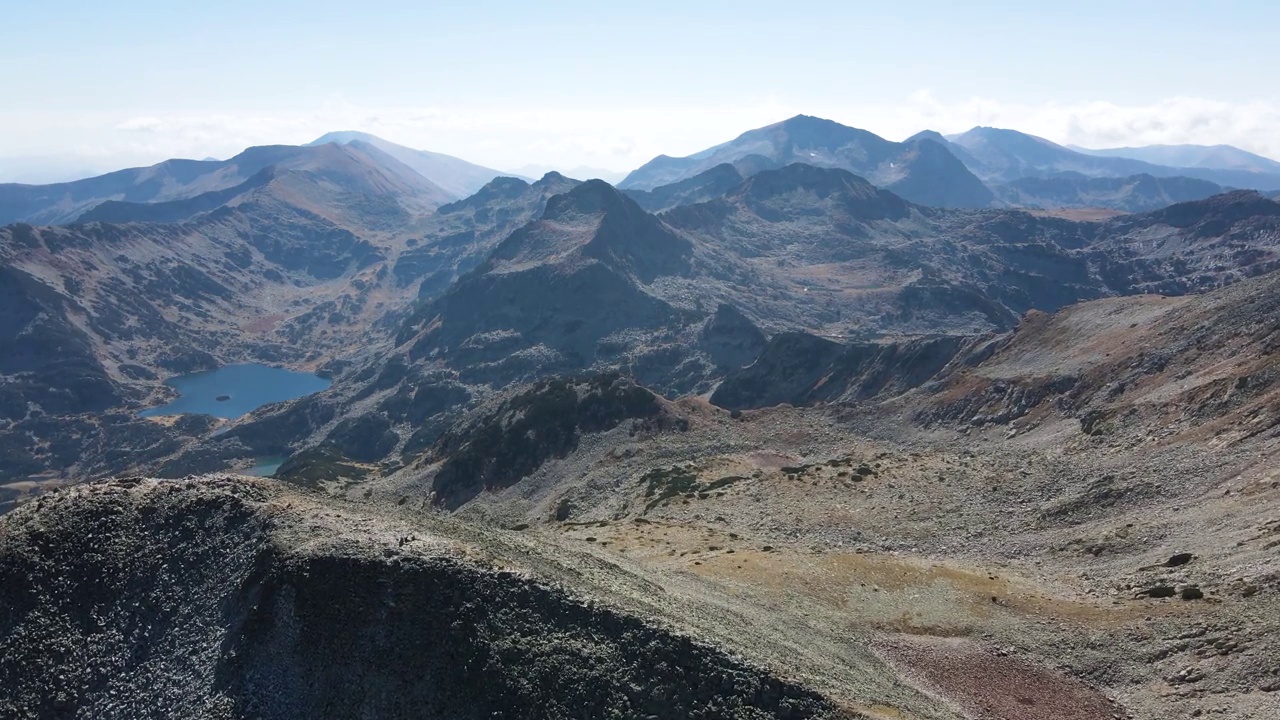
{"left": 243, "top": 456, "right": 286, "bottom": 477}
{"left": 140, "top": 363, "right": 331, "bottom": 419}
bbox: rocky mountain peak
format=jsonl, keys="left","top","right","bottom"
{"left": 906, "top": 129, "right": 948, "bottom": 144}
{"left": 540, "top": 179, "right": 635, "bottom": 221}
{"left": 438, "top": 176, "right": 532, "bottom": 214}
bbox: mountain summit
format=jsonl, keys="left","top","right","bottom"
{"left": 308, "top": 131, "right": 521, "bottom": 198}
{"left": 0, "top": 141, "right": 450, "bottom": 226}
{"left": 620, "top": 115, "right": 994, "bottom": 208}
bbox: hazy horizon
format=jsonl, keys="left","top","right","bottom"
{"left": 4, "top": 0, "right": 1280, "bottom": 183}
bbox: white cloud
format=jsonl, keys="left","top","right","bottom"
{"left": 115, "top": 116, "right": 165, "bottom": 133}
{"left": 2, "top": 94, "right": 1280, "bottom": 183}
{"left": 845, "top": 93, "right": 1280, "bottom": 155}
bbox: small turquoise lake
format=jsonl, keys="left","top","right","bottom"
{"left": 243, "top": 456, "right": 286, "bottom": 477}
{"left": 141, "top": 363, "right": 331, "bottom": 419}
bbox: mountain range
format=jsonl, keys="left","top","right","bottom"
{"left": 1071, "top": 142, "right": 1280, "bottom": 174}
{"left": 6, "top": 113, "right": 1280, "bottom": 719}
{"left": 619, "top": 115, "right": 997, "bottom": 208}
{"left": 7, "top": 116, "right": 1280, "bottom": 230}
{"left": 922, "top": 126, "right": 1280, "bottom": 190}
{"left": 0, "top": 135, "right": 513, "bottom": 226}
{"left": 123, "top": 167, "right": 1280, "bottom": 489}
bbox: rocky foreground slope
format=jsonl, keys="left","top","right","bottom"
{"left": 0, "top": 477, "right": 848, "bottom": 720}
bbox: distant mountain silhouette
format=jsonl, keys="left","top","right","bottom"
{"left": 0, "top": 141, "right": 450, "bottom": 226}
{"left": 512, "top": 164, "right": 626, "bottom": 184}
{"left": 622, "top": 164, "right": 745, "bottom": 212}
{"left": 1071, "top": 143, "right": 1280, "bottom": 175}
{"left": 993, "top": 173, "right": 1225, "bottom": 212}
{"left": 939, "top": 127, "right": 1280, "bottom": 191}
{"left": 75, "top": 141, "right": 451, "bottom": 226}
{"left": 309, "top": 131, "right": 521, "bottom": 198}
{"left": 620, "top": 115, "right": 994, "bottom": 208}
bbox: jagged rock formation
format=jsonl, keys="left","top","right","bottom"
{"left": 699, "top": 304, "right": 769, "bottom": 371}
{"left": 396, "top": 180, "right": 697, "bottom": 388}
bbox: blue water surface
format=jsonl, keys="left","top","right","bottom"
{"left": 243, "top": 456, "right": 286, "bottom": 477}
{"left": 140, "top": 363, "right": 330, "bottom": 419}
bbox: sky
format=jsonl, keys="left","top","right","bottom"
{"left": 3, "top": 0, "right": 1280, "bottom": 182}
